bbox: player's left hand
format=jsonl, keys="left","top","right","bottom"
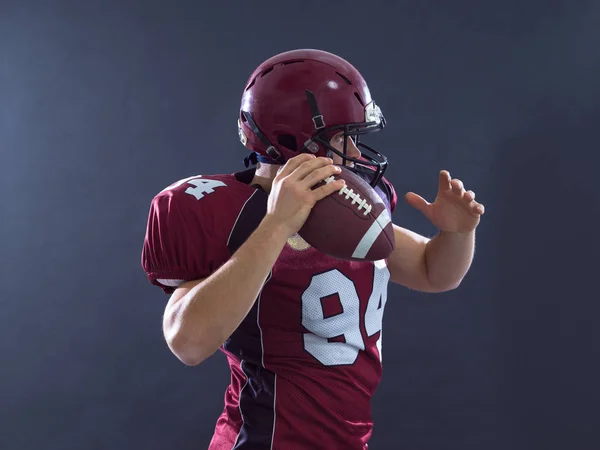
{"left": 404, "top": 170, "right": 485, "bottom": 233}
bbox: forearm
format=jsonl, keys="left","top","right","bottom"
{"left": 425, "top": 230, "right": 475, "bottom": 290}
{"left": 166, "top": 217, "right": 289, "bottom": 363}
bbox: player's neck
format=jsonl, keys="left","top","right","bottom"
{"left": 251, "top": 162, "right": 280, "bottom": 193}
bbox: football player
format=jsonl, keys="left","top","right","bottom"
{"left": 141, "top": 49, "right": 485, "bottom": 449}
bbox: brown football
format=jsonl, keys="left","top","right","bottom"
{"left": 298, "top": 165, "right": 395, "bottom": 261}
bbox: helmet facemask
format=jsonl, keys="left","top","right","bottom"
{"left": 301, "top": 93, "right": 389, "bottom": 188}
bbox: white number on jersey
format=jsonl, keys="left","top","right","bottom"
{"left": 161, "top": 176, "right": 227, "bottom": 200}
{"left": 301, "top": 261, "right": 390, "bottom": 366}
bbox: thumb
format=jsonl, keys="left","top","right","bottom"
{"left": 405, "top": 192, "right": 431, "bottom": 213}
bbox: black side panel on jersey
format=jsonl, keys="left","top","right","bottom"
{"left": 223, "top": 184, "right": 268, "bottom": 363}
{"left": 227, "top": 186, "right": 268, "bottom": 254}
{"left": 222, "top": 184, "right": 277, "bottom": 449}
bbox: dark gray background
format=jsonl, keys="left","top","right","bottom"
{"left": 2, "top": 1, "right": 599, "bottom": 449}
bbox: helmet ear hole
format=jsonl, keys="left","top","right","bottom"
{"left": 277, "top": 134, "right": 298, "bottom": 151}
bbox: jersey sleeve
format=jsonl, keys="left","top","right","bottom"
{"left": 382, "top": 176, "right": 398, "bottom": 213}
{"left": 141, "top": 185, "right": 232, "bottom": 294}
{"left": 373, "top": 175, "right": 397, "bottom": 215}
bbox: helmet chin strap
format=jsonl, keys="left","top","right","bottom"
{"left": 255, "top": 153, "right": 279, "bottom": 164}
{"left": 243, "top": 152, "right": 259, "bottom": 167}
{"left": 243, "top": 151, "right": 279, "bottom": 168}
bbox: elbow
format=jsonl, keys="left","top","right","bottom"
{"left": 440, "top": 282, "right": 461, "bottom": 292}
{"left": 163, "top": 301, "right": 218, "bottom": 366}
{"left": 428, "top": 278, "right": 463, "bottom": 293}
{"left": 177, "top": 353, "right": 208, "bottom": 367}
{"left": 166, "top": 333, "right": 216, "bottom": 366}
{"left": 179, "top": 354, "right": 209, "bottom": 367}
{"left": 164, "top": 325, "right": 217, "bottom": 367}
{"left": 444, "top": 275, "right": 465, "bottom": 291}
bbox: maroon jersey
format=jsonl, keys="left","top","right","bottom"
{"left": 142, "top": 168, "right": 397, "bottom": 450}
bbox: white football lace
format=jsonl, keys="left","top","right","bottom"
{"left": 324, "top": 176, "right": 373, "bottom": 216}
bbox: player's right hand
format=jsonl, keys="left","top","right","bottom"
{"left": 264, "top": 153, "right": 346, "bottom": 237}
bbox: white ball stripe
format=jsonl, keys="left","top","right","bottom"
{"left": 351, "top": 209, "right": 392, "bottom": 259}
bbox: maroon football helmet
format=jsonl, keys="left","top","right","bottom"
{"left": 238, "top": 49, "right": 388, "bottom": 187}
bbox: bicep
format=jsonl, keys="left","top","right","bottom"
{"left": 387, "top": 224, "right": 442, "bottom": 293}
